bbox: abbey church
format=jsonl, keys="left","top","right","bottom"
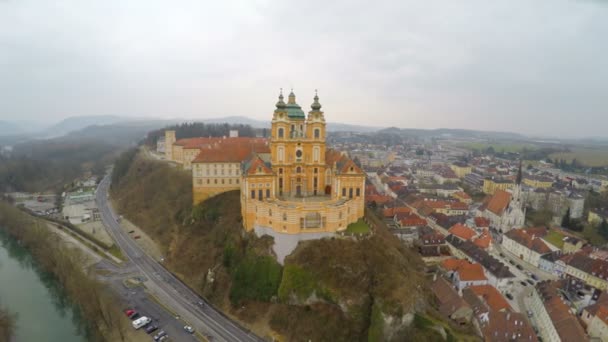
{"left": 163, "top": 90, "right": 365, "bottom": 234}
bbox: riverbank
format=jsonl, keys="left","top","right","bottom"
{"left": 0, "top": 306, "right": 15, "bottom": 342}
{"left": 0, "top": 201, "right": 132, "bottom": 341}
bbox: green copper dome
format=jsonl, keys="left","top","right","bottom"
{"left": 285, "top": 90, "right": 305, "bottom": 119}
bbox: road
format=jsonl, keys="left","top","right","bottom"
{"left": 96, "top": 175, "right": 264, "bottom": 342}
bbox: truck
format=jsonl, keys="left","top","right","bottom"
{"left": 132, "top": 316, "right": 151, "bottom": 329}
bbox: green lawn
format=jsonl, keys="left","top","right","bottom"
{"left": 550, "top": 147, "right": 608, "bottom": 167}
{"left": 544, "top": 230, "right": 566, "bottom": 248}
{"left": 346, "top": 219, "right": 371, "bottom": 234}
{"left": 457, "top": 142, "right": 538, "bottom": 153}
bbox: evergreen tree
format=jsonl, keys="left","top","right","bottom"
{"left": 600, "top": 219, "right": 608, "bottom": 239}
{"left": 562, "top": 208, "right": 571, "bottom": 228}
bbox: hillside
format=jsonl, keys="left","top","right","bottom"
{"left": 111, "top": 151, "right": 441, "bottom": 341}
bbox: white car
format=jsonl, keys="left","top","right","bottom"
{"left": 132, "top": 316, "right": 151, "bottom": 329}
{"left": 184, "top": 325, "right": 195, "bottom": 334}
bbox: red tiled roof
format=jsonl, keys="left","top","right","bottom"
{"left": 505, "top": 228, "right": 551, "bottom": 255}
{"left": 440, "top": 259, "right": 487, "bottom": 282}
{"left": 399, "top": 214, "right": 427, "bottom": 227}
{"left": 453, "top": 191, "right": 472, "bottom": 200}
{"left": 365, "top": 194, "right": 392, "bottom": 205}
{"left": 475, "top": 217, "right": 490, "bottom": 227}
{"left": 245, "top": 155, "right": 273, "bottom": 175}
{"left": 486, "top": 190, "right": 511, "bottom": 216}
{"left": 473, "top": 232, "right": 493, "bottom": 249}
{"left": 478, "top": 310, "right": 537, "bottom": 342}
{"left": 192, "top": 138, "right": 269, "bottom": 163}
{"left": 449, "top": 223, "right": 477, "bottom": 241}
{"left": 383, "top": 207, "right": 412, "bottom": 217}
{"left": 458, "top": 263, "right": 487, "bottom": 282}
{"left": 468, "top": 285, "right": 511, "bottom": 312}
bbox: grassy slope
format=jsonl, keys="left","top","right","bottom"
{"left": 112, "top": 153, "right": 433, "bottom": 341}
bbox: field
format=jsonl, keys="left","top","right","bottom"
{"left": 345, "top": 219, "right": 371, "bottom": 234}
{"left": 550, "top": 147, "right": 608, "bottom": 167}
{"left": 543, "top": 230, "right": 566, "bottom": 248}
{"left": 456, "top": 142, "right": 538, "bottom": 153}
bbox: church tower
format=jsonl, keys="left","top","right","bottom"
{"left": 270, "top": 90, "right": 327, "bottom": 197}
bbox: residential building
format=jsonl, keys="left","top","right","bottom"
{"left": 502, "top": 227, "right": 551, "bottom": 267}
{"left": 446, "top": 236, "right": 515, "bottom": 291}
{"left": 528, "top": 280, "right": 588, "bottom": 342}
{"left": 452, "top": 191, "right": 473, "bottom": 204}
{"left": 581, "top": 296, "right": 608, "bottom": 341}
{"left": 451, "top": 162, "right": 472, "bottom": 178}
{"left": 589, "top": 209, "right": 608, "bottom": 226}
{"left": 449, "top": 223, "right": 477, "bottom": 242}
{"left": 568, "top": 192, "right": 585, "bottom": 219}
{"left": 523, "top": 174, "right": 554, "bottom": 189}
{"left": 483, "top": 177, "right": 513, "bottom": 195}
{"left": 431, "top": 276, "right": 473, "bottom": 324}
{"left": 440, "top": 259, "right": 488, "bottom": 291}
{"left": 563, "top": 236, "right": 584, "bottom": 254}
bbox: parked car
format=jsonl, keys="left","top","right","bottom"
{"left": 124, "top": 309, "right": 135, "bottom": 317}
{"left": 153, "top": 330, "right": 167, "bottom": 341}
{"left": 499, "top": 252, "right": 505, "bottom": 257}
{"left": 506, "top": 293, "right": 514, "bottom": 300}
{"left": 133, "top": 235, "right": 141, "bottom": 239}
{"left": 145, "top": 324, "right": 158, "bottom": 334}
{"left": 531, "top": 274, "right": 539, "bottom": 280}
{"left": 516, "top": 264, "right": 523, "bottom": 271}
{"left": 520, "top": 281, "right": 528, "bottom": 287}
{"left": 184, "top": 325, "right": 195, "bottom": 334}
{"left": 527, "top": 279, "right": 535, "bottom": 285}
{"left": 132, "top": 316, "right": 151, "bottom": 329}
{"left": 509, "top": 260, "right": 515, "bottom": 265}
{"left": 158, "top": 336, "right": 170, "bottom": 342}
{"left": 128, "top": 312, "right": 140, "bottom": 320}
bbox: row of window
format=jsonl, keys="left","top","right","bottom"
{"left": 341, "top": 187, "right": 361, "bottom": 198}
{"left": 196, "top": 178, "right": 240, "bottom": 185}
{"left": 251, "top": 189, "right": 271, "bottom": 200}
{"left": 200, "top": 169, "right": 240, "bottom": 176}
{"left": 277, "top": 127, "right": 322, "bottom": 139}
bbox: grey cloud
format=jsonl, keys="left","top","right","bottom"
{"left": 0, "top": 0, "right": 606, "bottom": 137}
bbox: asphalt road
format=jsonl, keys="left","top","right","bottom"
{"left": 96, "top": 175, "right": 264, "bottom": 342}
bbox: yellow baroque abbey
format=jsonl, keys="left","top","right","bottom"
{"left": 163, "top": 90, "right": 365, "bottom": 234}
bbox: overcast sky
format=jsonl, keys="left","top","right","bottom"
{"left": 1, "top": 1, "right": 606, "bottom": 137}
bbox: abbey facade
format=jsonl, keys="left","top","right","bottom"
{"left": 163, "top": 91, "right": 365, "bottom": 234}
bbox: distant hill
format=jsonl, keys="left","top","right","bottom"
{"left": 376, "top": 127, "right": 526, "bottom": 140}
{"left": 0, "top": 120, "right": 25, "bottom": 135}
{"left": 43, "top": 115, "right": 124, "bottom": 137}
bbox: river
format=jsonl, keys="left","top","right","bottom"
{"left": 0, "top": 230, "right": 88, "bottom": 342}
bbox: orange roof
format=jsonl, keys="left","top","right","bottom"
{"left": 457, "top": 263, "right": 487, "bottom": 281}
{"left": 473, "top": 232, "right": 493, "bottom": 249}
{"left": 192, "top": 138, "right": 269, "bottom": 163}
{"left": 469, "top": 285, "right": 511, "bottom": 312}
{"left": 365, "top": 194, "right": 393, "bottom": 205}
{"left": 596, "top": 305, "right": 608, "bottom": 326}
{"left": 453, "top": 191, "right": 471, "bottom": 199}
{"left": 245, "top": 155, "right": 273, "bottom": 175}
{"left": 449, "top": 223, "right": 477, "bottom": 241}
{"left": 486, "top": 190, "right": 511, "bottom": 216}
{"left": 383, "top": 207, "right": 412, "bottom": 217}
{"left": 505, "top": 228, "right": 551, "bottom": 255}
{"left": 475, "top": 217, "right": 490, "bottom": 227}
{"left": 441, "top": 258, "right": 467, "bottom": 271}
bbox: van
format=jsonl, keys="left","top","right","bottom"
{"left": 132, "top": 316, "right": 151, "bottom": 329}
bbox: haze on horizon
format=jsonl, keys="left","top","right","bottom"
{"left": 0, "top": 0, "right": 606, "bottom": 138}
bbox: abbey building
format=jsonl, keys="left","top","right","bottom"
{"left": 163, "top": 90, "right": 366, "bottom": 234}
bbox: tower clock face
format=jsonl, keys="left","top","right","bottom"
{"left": 296, "top": 150, "right": 303, "bottom": 158}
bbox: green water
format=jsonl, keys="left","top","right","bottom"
{"left": 0, "top": 230, "right": 87, "bottom": 342}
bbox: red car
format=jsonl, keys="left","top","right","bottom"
{"left": 124, "top": 309, "right": 135, "bottom": 317}
{"left": 133, "top": 235, "right": 141, "bottom": 239}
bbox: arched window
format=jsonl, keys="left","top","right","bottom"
{"left": 296, "top": 166, "right": 301, "bottom": 173}
{"left": 278, "top": 127, "right": 284, "bottom": 138}
{"left": 278, "top": 147, "right": 284, "bottom": 162}
{"left": 314, "top": 129, "right": 320, "bottom": 139}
